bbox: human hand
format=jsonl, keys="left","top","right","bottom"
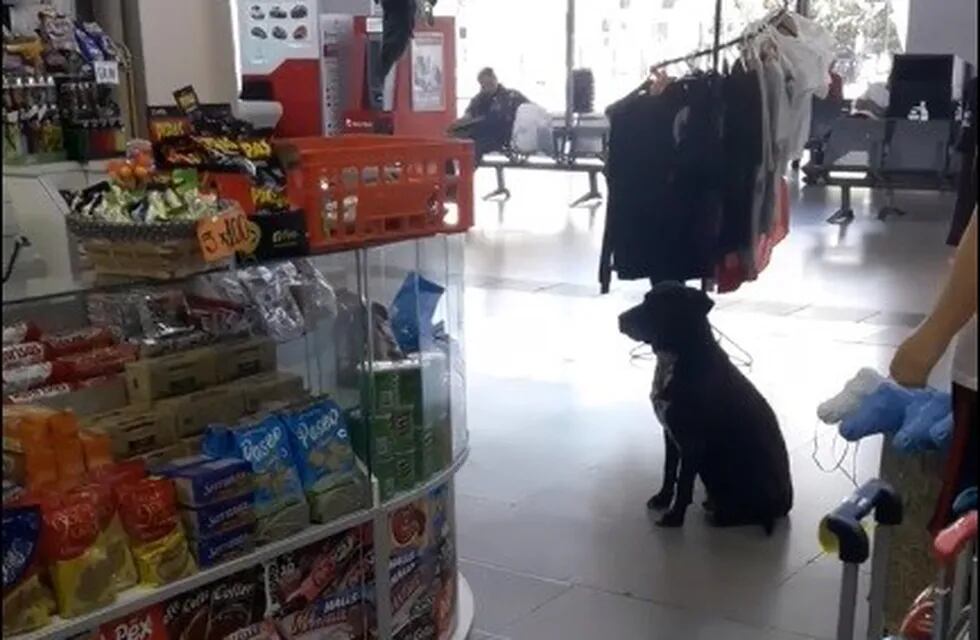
{"left": 890, "top": 326, "right": 948, "bottom": 388}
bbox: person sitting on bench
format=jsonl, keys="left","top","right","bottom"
{"left": 449, "top": 67, "right": 528, "bottom": 160}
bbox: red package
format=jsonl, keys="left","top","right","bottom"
{"left": 2, "top": 362, "right": 71, "bottom": 394}
{"left": 98, "top": 605, "right": 169, "bottom": 640}
{"left": 116, "top": 478, "right": 179, "bottom": 544}
{"left": 5, "top": 382, "right": 75, "bottom": 404}
{"left": 40, "top": 495, "right": 101, "bottom": 564}
{"left": 69, "top": 484, "right": 115, "bottom": 531}
{"left": 42, "top": 327, "right": 115, "bottom": 359}
{"left": 57, "top": 344, "right": 139, "bottom": 381}
{"left": 76, "top": 375, "right": 118, "bottom": 390}
{"left": 3, "top": 341, "right": 51, "bottom": 369}
{"left": 88, "top": 460, "right": 147, "bottom": 489}
{"left": 3, "top": 321, "right": 41, "bottom": 346}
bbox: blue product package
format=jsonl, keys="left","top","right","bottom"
{"left": 188, "top": 522, "right": 256, "bottom": 568}
{"left": 180, "top": 492, "right": 256, "bottom": 539}
{"left": 154, "top": 454, "right": 214, "bottom": 477}
{"left": 170, "top": 458, "right": 253, "bottom": 508}
{"left": 390, "top": 272, "right": 445, "bottom": 353}
{"left": 3, "top": 505, "right": 42, "bottom": 591}
{"left": 202, "top": 425, "right": 236, "bottom": 459}
{"left": 284, "top": 399, "right": 355, "bottom": 494}
{"left": 233, "top": 415, "right": 304, "bottom": 517}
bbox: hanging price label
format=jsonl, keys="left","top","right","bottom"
{"left": 196, "top": 206, "right": 251, "bottom": 262}
{"left": 93, "top": 60, "right": 120, "bottom": 85}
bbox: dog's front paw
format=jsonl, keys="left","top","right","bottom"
{"left": 656, "top": 510, "right": 686, "bottom": 528}
{"left": 647, "top": 491, "right": 674, "bottom": 511}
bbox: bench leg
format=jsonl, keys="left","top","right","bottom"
{"left": 827, "top": 184, "right": 855, "bottom": 225}
{"left": 482, "top": 165, "right": 511, "bottom": 201}
{"left": 569, "top": 170, "right": 603, "bottom": 208}
{"left": 877, "top": 189, "right": 907, "bottom": 221}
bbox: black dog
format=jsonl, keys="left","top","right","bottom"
{"left": 619, "top": 282, "right": 793, "bottom": 533}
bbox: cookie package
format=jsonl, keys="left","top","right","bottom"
{"left": 232, "top": 415, "right": 305, "bottom": 517}
{"left": 282, "top": 398, "right": 356, "bottom": 495}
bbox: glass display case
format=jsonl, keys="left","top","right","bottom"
{"left": 1, "top": 235, "right": 471, "bottom": 640}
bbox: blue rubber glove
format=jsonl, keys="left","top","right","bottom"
{"left": 839, "top": 382, "right": 915, "bottom": 442}
{"left": 928, "top": 412, "right": 955, "bottom": 450}
{"left": 893, "top": 389, "right": 952, "bottom": 452}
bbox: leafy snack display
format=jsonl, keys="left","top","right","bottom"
{"left": 284, "top": 398, "right": 356, "bottom": 495}
{"left": 232, "top": 415, "right": 305, "bottom": 517}
{"left": 116, "top": 478, "right": 197, "bottom": 587}
{"left": 2, "top": 505, "right": 54, "bottom": 635}
{"left": 69, "top": 483, "right": 137, "bottom": 592}
{"left": 42, "top": 495, "right": 117, "bottom": 618}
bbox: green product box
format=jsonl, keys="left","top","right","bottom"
{"left": 369, "top": 409, "right": 414, "bottom": 460}
{"left": 397, "top": 364, "right": 424, "bottom": 427}
{"left": 368, "top": 366, "right": 401, "bottom": 413}
{"left": 374, "top": 451, "right": 418, "bottom": 501}
{"left": 414, "top": 425, "right": 440, "bottom": 482}
{"left": 390, "top": 407, "right": 415, "bottom": 451}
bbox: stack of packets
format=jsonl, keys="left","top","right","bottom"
{"left": 201, "top": 396, "right": 369, "bottom": 543}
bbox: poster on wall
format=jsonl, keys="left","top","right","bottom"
{"left": 237, "top": 0, "right": 318, "bottom": 75}
{"left": 411, "top": 32, "right": 446, "bottom": 112}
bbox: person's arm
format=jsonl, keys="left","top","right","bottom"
{"left": 890, "top": 211, "right": 977, "bottom": 387}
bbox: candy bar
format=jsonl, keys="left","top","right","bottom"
{"left": 57, "top": 344, "right": 139, "bottom": 380}
{"left": 42, "top": 326, "right": 115, "bottom": 358}
{"left": 3, "top": 321, "right": 41, "bottom": 346}
{"left": 3, "top": 341, "right": 50, "bottom": 369}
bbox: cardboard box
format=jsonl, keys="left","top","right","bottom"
{"left": 124, "top": 347, "right": 218, "bottom": 403}
{"left": 230, "top": 371, "right": 306, "bottom": 414}
{"left": 179, "top": 435, "right": 204, "bottom": 457}
{"left": 88, "top": 409, "right": 178, "bottom": 459}
{"left": 131, "top": 444, "right": 184, "bottom": 470}
{"left": 213, "top": 337, "right": 276, "bottom": 383}
{"left": 154, "top": 386, "right": 247, "bottom": 438}
{"left": 35, "top": 376, "right": 129, "bottom": 416}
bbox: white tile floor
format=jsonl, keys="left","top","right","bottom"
{"left": 456, "top": 169, "right": 956, "bottom": 639}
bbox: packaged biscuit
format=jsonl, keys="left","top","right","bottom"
{"left": 3, "top": 341, "right": 51, "bottom": 369}
{"left": 224, "top": 620, "right": 285, "bottom": 640}
{"left": 204, "top": 568, "right": 266, "bottom": 638}
{"left": 165, "top": 458, "right": 253, "bottom": 508}
{"left": 308, "top": 472, "right": 368, "bottom": 525}
{"left": 187, "top": 522, "right": 255, "bottom": 568}
{"left": 42, "top": 495, "right": 117, "bottom": 618}
{"left": 2, "top": 505, "right": 55, "bottom": 635}
{"left": 69, "top": 483, "right": 137, "bottom": 592}
{"left": 180, "top": 491, "right": 256, "bottom": 539}
{"left": 255, "top": 499, "right": 310, "bottom": 546}
{"left": 97, "top": 604, "right": 169, "bottom": 640}
{"left": 276, "top": 587, "right": 369, "bottom": 640}
{"left": 117, "top": 478, "right": 197, "bottom": 587}
{"left": 283, "top": 399, "right": 356, "bottom": 495}
{"left": 232, "top": 416, "right": 304, "bottom": 517}
{"left": 163, "top": 585, "right": 212, "bottom": 640}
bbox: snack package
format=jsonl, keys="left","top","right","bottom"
{"left": 308, "top": 472, "right": 368, "bottom": 525}
{"left": 98, "top": 605, "right": 169, "bottom": 640}
{"left": 255, "top": 499, "right": 311, "bottom": 546}
{"left": 81, "top": 22, "right": 119, "bottom": 60}
{"left": 79, "top": 430, "right": 114, "bottom": 471}
{"left": 204, "top": 568, "right": 266, "bottom": 638}
{"left": 164, "top": 458, "right": 253, "bottom": 508}
{"left": 187, "top": 522, "right": 255, "bottom": 568}
{"left": 3, "top": 321, "right": 41, "bottom": 346}
{"left": 57, "top": 344, "right": 139, "bottom": 381}
{"left": 232, "top": 416, "right": 304, "bottom": 517}
{"left": 277, "top": 588, "right": 371, "bottom": 640}
{"left": 42, "top": 496, "right": 117, "bottom": 618}
{"left": 42, "top": 326, "right": 116, "bottom": 358}
{"left": 180, "top": 491, "right": 256, "bottom": 539}
{"left": 5, "top": 382, "right": 76, "bottom": 405}
{"left": 73, "top": 22, "right": 104, "bottom": 62}
{"left": 236, "top": 265, "right": 305, "bottom": 341}
{"left": 3, "top": 341, "right": 51, "bottom": 369}
{"left": 163, "top": 585, "right": 212, "bottom": 640}
{"left": 3, "top": 407, "right": 59, "bottom": 489}
{"left": 116, "top": 478, "right": 197, "bottom": 587}
{"left": 267, "top": 525, "right": 368, "bottom": 616}
{"left": 225, "top": 620, "right": 285, "bottom": 640}
{"left": 283, "top": 399, "right": 356, "bottom": 495}
{"left": 70, "top": 483, "right": 137, "bottom": 592}
{"left": 2, "top": 505, "right": 55, "bottom": 635}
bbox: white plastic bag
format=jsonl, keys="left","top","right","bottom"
{"left": 511, "top": 103, "right": 553, "bottom": 155}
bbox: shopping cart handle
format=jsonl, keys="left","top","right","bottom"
{"left": 933, "top": 511, "right": 978, "bottom": 565}
{"left": 820, "top": 479, "right": 903, "bottom": 564}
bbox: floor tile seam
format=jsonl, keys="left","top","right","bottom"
{"left": 498, "top": 584, "right": 578, "bottom": 632}
{"left": 774, "top": 551, "right": 827, "bottom": 588}
{"left": 459, "top": 555, "right": 575, "bottom": 588}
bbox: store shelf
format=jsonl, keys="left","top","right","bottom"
{"left": 12, "top": 447, "right": 470, "bottom": 640}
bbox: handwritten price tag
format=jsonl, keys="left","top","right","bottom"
{"left": 93, "top": 60, "right": 120, "bottom": 85}
{"left": 196, "top": 206, "right": 251, "bottom": 262}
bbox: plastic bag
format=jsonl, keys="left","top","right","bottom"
{"left": 511, "top": 102, "right": 553, "bottom": 155}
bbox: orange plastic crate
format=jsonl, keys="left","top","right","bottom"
{"left": 279, "top": 135, "right": 475, "bottom": 252}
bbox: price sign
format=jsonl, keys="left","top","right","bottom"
{"left": 196, "top": 206, "right": 251, "bottom": 262}
{"left": 93, "top": 60, "right": 120, "bottom": 85}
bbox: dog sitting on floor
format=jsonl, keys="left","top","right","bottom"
{"left": 619, "top": 282, "right": 793, "bottom": 533}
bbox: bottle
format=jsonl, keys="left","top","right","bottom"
{"left": 919, "top": 100, "right": 930, "bottom": 122}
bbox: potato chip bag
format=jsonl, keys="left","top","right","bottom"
{"left": 2, "top": 505, "right": 55, "bottom": 635}
{"left": 41, "top": 496, "right": 117, "bottom": 618}
{"left": 70, "top": 483, "right": 137, "bottom": 592}
{"left": 117, "top": 478, "right": 197, "bottom": 586}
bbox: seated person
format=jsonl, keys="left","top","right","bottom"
{"left": 450, "top": 67, "right": 528, "bottom": 160}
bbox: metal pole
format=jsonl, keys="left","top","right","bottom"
{"left": 837, "top": 564, "right": 860, "bottom": 640}
{"left": 712, "top": 0, "right": 722, "bottom": 72}
{"left": 564, "top": 0, "right": 575, "bottom": 159}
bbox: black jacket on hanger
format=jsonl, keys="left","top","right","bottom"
{"left": 600, "top": 75, "right": 726, "bottom": 292}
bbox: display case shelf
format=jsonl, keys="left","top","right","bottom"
{"left": 10, "top": 447, "right": 469, "bottom": 640}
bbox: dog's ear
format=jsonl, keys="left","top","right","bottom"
{"left": 682, "top": 287, "right": 715, "bottom": 316}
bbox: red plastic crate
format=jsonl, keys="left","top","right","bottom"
{"left": 278, "top": 135, "right": 474, "bottom": 251}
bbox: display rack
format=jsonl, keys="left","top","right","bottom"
{"left": 3, "top": 231, "right": 472, "bottom": 640}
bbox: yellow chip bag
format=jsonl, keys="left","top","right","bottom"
{"left": 130, "top": 527, "right": 198, "bottom": 588}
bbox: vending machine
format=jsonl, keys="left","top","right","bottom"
{"left": 235, "top": 1, "right": 456, "bottom": 138}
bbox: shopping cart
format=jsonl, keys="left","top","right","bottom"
{"left": 820, "top": 479, "right": 904, "bottom": 640}
{"left": 898, "top": 490, "right": 977, "bottom": 640}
